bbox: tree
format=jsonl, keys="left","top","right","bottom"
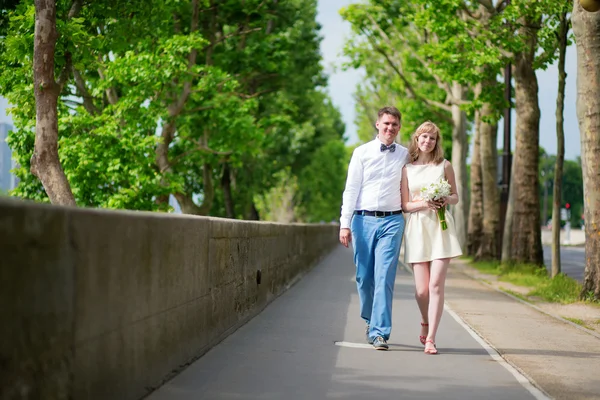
{"left": 30, "top": 0, "right": 76, "bottom": 206}
{"left": 500, "top": 0, "right": 569, "bottom": 266}
{"left": 572, "top": 0, "right": 600, "bottom": 300}
{"left": 551, "top": 6, "right": 569, "bottom": 277}
{"left": 2, "top": 0, "right": 345, "bottom": 221}
{"left": 508, "top": 7, "right": 544, "bottom": 265}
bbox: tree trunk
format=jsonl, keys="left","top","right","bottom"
{"left": 552, "top": 8, "right": 569, "bottom": 278}
{"left": 30, "top": 0, "right": 76, "bottom": 206}
{"left": 542, "top": 180, "right": 549, "bottom": 227}
{"left": 573, "top": 2, "right": 600, "bottom": 300}
{"left": 155, "top": 0, "right": 200, "bottom": 211}
{"left": 478, "top": 94, "right": 499, "bottom": 260}
{"left": 467, "top": 87, "right": 483, "bottom": 256}
{"left": 450, "top": 81, "right": 469, "bottom": 250}
{"left": 246, "top": 201, "right": 260, "bottom": 221}
{"left": 222, "top": 163, "right": 235, "bottom": 218}
{"left": 501, "top": 154, "right": 516, "bottom": 264}
{"left": 174, "top": 163, "right": 214, "bottom": 215}
{"left": 510, "top": 16, "right": 544, "bottom": 266}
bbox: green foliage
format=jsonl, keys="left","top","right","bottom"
{"left": 539, "top": 148, "right": 584, "bottom": 226}
{"left": 529, "top": 273, "right": 582, "bottom": 303}
{"left": 469, "top": 258, "right": 583, "bottom": 304}
{"left": 1, "top": 0, "right": 348, "bottom": 221}
{"left": 340, "top": 0, "right": 572, "bottom": 156}
{"left": 340, "top": 1, "right": 455, "bottom": 150}
{"left": 296, "top": 139, "right": 348, "bottom": 222}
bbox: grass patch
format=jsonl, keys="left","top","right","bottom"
{"left": 563, "top": 317, "right": 592, "bottom": 330}
{"left": 528, "top": 273, "right": 581, "bottom": 303}
{"left": 500, "top": 270, "right": 547, "bottom": 288}
{"left": 468, "top": 259, "right": 585, "bottom": 304}
{"left": 469, "top": 259, "right": 503, "bottom": 275}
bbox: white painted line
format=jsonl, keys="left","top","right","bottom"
{"left": 444, "top": 303, "right": 551, "bottom": 400}
{"left": 334, "top": 341, "right": 373, "bottom": 349}
{"left": 399, "top": 260, "right": 551, "bottom": 400}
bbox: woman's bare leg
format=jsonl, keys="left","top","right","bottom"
{"left": 425, "top": 258, "right": 450, "bottom": 352}
{"left": 412, "top": 262, "right": 431, "bottom": 339}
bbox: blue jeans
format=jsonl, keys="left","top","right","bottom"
{"left": 351, "top": 213, "right": 405, "bottom": 340}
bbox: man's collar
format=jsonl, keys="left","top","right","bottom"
{"left": 375, "top": 136, "right": 396, "bottom": 147}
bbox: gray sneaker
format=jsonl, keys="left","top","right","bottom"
{"left": 372, "top": 336, "right": 388, "bottom": 351}
{"left": 366, "top": 324, "right": 373, "bottom": 344}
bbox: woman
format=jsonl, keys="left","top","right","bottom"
{"left": 400, "top": 121, "right": 462, "bottom": 355}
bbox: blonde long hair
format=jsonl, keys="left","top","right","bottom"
{"left": 408, "top": 121, "right": 444, "bottom": 164}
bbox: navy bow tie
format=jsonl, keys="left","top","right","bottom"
{"left": 380, "top": 143, "right": 396, "bottom": 152}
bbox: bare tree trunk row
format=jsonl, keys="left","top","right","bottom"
{"left": 573, "top": 1, "right": 600, "bottom": 300}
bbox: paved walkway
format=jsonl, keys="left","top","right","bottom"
{"left": 147, "top": 246, "right": 566, "bottom": 400}
{"left": 444, "top": 259, "right": 600, "bottom": 400}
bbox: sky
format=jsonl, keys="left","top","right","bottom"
{"left": 315, "top": 0, "right": 582, "bottom": 161}
{"left": 1, "top": 2, "right": 581, "bottom": 161}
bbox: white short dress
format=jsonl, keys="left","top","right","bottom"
{"left": 404, "top": 161, "right": 463, "bottom": 264}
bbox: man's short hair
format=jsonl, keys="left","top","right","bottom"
{"left": 377, "top": 106, "right": 402, "bottom": 123}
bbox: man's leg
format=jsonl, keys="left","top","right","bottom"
{"left": 351, "top": 215, "right": 377, "bottom": 327}
{"left": 370, "top": 214, "right": 405, "bottom": 341}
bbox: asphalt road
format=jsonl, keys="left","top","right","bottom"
{"left": 543, "top": 245, "right": 585, "bottom": 282}
{"left": 148, "top": 246, "right": 539, "bottom": 400}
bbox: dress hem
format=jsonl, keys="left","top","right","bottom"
{"left": 405, "top": 252, "right": 463, "bottom": 264}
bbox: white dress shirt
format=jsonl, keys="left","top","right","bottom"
{"left": 339, "top": 138, "right": 410, "bottom": 229}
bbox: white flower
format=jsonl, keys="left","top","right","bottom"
{"left": 420, "top": 178, "right": 452, "bottom": 201}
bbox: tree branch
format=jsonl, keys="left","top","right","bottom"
{"left": 97, "top": 56, "right": 119, "bottom": 105}
{"left": 67, "top": 0, "right": 82, "bottom": 18}
{"left": 367, "top": 15, "right": 468, "bottom": 108}
{"left": 460, "top": 1, "right": 482, "bottom": 20}
{"left": 56, "top": 52, "right": 72, "bottom": 91}
{"left": 72, "top": 67, "right": 99, "bottom": 114}
{"left": 173, "top": 163, "right": 214, "bottom": 215}
{"left": 371, "top": 41, "right": 453, "bottom": 119}
{"left": 202, "top": 27, "right": 262, "bottom": 52}
{"left": 156, "top": 0, "right": 200, "bottom": 189}
{"left": 495, "top": 0, "right": 510, "bottom": 13}
{"left": 476, "top": 0, "right": 495, "bottom": 12}
{"left": 162, "top": 141, "right": 232, "bottom": 173}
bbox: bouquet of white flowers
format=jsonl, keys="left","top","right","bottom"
{"left": 420, "top": 178, "right": 452, "bottom": 230}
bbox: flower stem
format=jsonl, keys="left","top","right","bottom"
{"left": 437, "top": 206, "right": 448, "bottom": 230}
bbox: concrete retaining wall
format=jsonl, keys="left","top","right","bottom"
{"left": 0, "top": 198, "right": 338, "bottom": 400}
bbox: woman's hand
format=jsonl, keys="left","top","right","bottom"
{"left": 425, "top": 200, "right": 440, "bottom": 210}
{"left": 435, "top": 197, "right": 448, "bottom": 207}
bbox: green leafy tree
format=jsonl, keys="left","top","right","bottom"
{"left": 1, "top": 0, "right": 347, "bottom": 222}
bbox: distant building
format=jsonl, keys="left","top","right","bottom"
{"left": 0, "top": 123, "right": 17, "bottom": 191}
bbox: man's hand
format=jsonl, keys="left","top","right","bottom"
{"left": 339, "top": 228, "right": 352, "bottom": 248}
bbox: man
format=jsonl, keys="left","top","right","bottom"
{"left": 339, "top": 106, "right": 409, "bottom": 351}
